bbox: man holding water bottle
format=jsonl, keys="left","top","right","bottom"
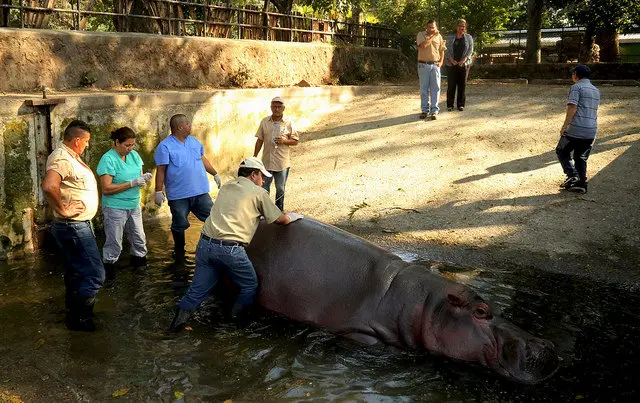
{"left": 253, "top": 96, "right": 299, "bottom": 211}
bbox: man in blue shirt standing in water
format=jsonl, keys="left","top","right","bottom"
{"left": 154, "top": 114, "right": 222, "bottom": 259}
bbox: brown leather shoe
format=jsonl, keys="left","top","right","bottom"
{"left": 419, "top": 113, "right": 428, "bottom": 119}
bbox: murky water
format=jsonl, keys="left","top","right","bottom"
{"left": 1, "top": 219, "right": 639, "bottom": 401}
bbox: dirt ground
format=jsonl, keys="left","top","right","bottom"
{"left": 284, "top": 83, "right": 640, "bottom": 287}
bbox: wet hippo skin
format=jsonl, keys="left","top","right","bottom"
{"left": 246, "top": 218, "right": 560, "bottom": 384}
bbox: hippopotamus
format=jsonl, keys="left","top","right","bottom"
{"left": 246, "top": 218, "right": 559, "bottom": 384}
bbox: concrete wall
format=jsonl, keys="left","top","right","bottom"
{"left": 0, "top": 86, "right": 367, "bottom": 260}
{"left": 0, "top": 28, "right": 412, "bottom": 92}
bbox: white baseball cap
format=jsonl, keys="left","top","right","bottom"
{"left": 240, "top": 156, "right": 272, "bottom": 177}
{"left": 271, "top": 96, "right": 285, "bottom": 105}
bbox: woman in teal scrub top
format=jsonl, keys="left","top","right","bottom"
{"left": 97, "top": 127, "right": 152, "bottom": 274}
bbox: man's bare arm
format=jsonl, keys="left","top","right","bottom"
{"left": 202, "top": 156, "right": 218, "bottom": 176}
{"left": 155, "top": 164, "right": 167, "bottom": 192}
{"left": 273, "top": 213, "right": 291, "bottom": 225}
{"left": 42, "top": 170, "right": 84, "bottom": 217}
{"left": 254, "top": 138, "right": 264, "bottom": 157}
{"left": 561, "top": 104, "right": 578, "bottom": 135}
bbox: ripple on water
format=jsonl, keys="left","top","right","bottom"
{"left": 2, "top": 222, "right": 640, "bottom": 401}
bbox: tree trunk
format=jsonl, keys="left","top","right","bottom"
{"left": 270, "top": 0, "right": 293, "bottom": 14}
{"left": 596, "top": 26, "right": 619, "bottom": 62}
{"left": 349, "top": 5, "right": 362, "bottom": 44}
{"left": 113, "top": 0, "right": 165, "bottom": 34}
{"left": 1, "top": 0, "right": 10, "bottom": 27}
{"left": 525, "top": 0, "right": 543, "bottom": 63}
{"left": 579, "top": 24, "right": 595, "bottom": 63}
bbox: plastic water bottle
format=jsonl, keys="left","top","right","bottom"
{"left": 273, "top": 122, "right": 282, "bottom": 149}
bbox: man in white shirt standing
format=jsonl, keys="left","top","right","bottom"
{"left": 253, "top": 97, "right": 299, "bottom": 211}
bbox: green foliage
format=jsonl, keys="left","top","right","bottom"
{"left": 368, "top": 0, "right": 523, "bottom": 55}
{"left": 563, "top": 0, "right": 640, "bottom": 32}
{"left": 84, "top": 0, "right": 116, "bottom": 32}
{"left": 297, "top": 0, "right": 371, "bottom": 19}
{"left": 368, "top": 0, "right": 435, "bottom": 60}
{"left": 439, "top": 0, "right": 525, "bottom": 49}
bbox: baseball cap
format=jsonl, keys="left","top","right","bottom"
{"left": 570, "top": 64, "right": 591, "bottom": 78}
{"left": 271, "top": 96, "right": 285, "bottom": 105}
{"left": 239, "top": 156, "right": 272, "bottom": 177}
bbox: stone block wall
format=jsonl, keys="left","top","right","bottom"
{"left": 0, "top": 28, "right": 412, "bottom": 92}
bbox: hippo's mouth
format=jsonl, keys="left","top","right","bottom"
{"left": 494, "top": 338, "right": 560, "bottom": 384}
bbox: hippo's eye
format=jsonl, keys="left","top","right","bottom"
{"left": 473, "top": 304, "right": 491, "bottom": 320}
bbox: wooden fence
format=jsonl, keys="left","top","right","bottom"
{"left": 0, "top": 0, "right": 397, "bottom": 48}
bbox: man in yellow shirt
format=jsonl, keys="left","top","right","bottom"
{"left": 42, "top": 120, "right": 104, "bottom": 332}
{"left": 416, "top": 20, "right": 446, "bottom": 120}
{"left": 168, "top": 157, "right": 302, "bottom": 332}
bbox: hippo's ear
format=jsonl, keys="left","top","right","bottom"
{"left": 447, "top": 291, "right": 468, "bottom": 308}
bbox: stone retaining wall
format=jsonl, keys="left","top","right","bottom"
{"left": 0, "top": 28, "right": 412, "bottom": 93}
{"left": 470, "top": 63, "right": 640, "bottom": 81}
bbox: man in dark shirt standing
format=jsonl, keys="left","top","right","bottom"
{"left": 445, "top": 19, "right": 474, "bottom": 111}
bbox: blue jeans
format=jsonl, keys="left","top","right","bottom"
{"left": 555, "top": 135, "right": 594, "bottom": 182}
{"left": 178, "top": 237, "right": 258, "bottom": 311}
{"left": 262, "top": 167, "right": 289, "bottom": 211}
{"left": 168, "top": 193, "right": 213, "bottom": 233}
{"left": 418, "top": 63, "right": 441, "bottom": 114}
{"left": 51, "top": 220, "right": 105, "bottom": 299}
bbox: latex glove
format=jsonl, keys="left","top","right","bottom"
{"left": 154, "top": 191, "right": 165, "bottom": 206}
{"left": 142, "top": 172, "right": 153, "bottom": 182}
{"left": 213, "top": 173, "right": 222, "bottom": 189}
{"left": 286, "top": 212, "right": 304, "bottom": 222}
{"left": 129, "top": 176, "right": 146, "bottom": 187}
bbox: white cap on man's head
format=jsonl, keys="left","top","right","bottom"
{"left": 240, "top": 156, "right": 272, "bottom": 177}
{"left": 271, "top": 96, "right": 285, "bottom": 105}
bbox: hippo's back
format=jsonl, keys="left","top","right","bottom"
{"left": 246, "top": 219, "right": 405, "bottom": 330}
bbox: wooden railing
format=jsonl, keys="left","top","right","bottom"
{"left": 0, "top": 1, "right": 398, "bottom": 48}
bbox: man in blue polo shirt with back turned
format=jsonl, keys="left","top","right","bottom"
{"left": 556, "top": 64, "right": 600, "bottom": 194}
{"left": 154, "top": 114, "right": 222, "bottom": 258}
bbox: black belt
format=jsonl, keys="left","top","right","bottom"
{"left": 54, "top": 218, "right": 90, "bottom": 224}
{"left": 418, "top": 61, "right": 438, "bottom": 64}
{"left": 201, "top": 234, "right": 247, "bottom": 248}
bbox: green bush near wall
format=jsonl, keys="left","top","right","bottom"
{"left": 620, "top": 44, "right": 640, "bottom": 63}
{"left": 470, "top": 63, "right": 640, "bottom": 81}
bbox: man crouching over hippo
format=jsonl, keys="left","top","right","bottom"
{"left": 167, "top": 157, "right": 303, "bottom": 332}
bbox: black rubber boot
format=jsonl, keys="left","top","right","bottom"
{"left": 66, "top": 296, "right": 96, "bottom": 332}
{"left": 171, "top": 231, "right": 186, "bottom": 260}
{"left": 64, "top": 291, "right": 76, "bottom": 329}
{"left": 104, "top": 262, "right": 117, "bottom": 281}
{"left": 230, "top": 302, "right": 252, "bottom": 324}
{"left": 167, "top": 309, "right": 191, "bottom": 333}
{"left": 130, "top": 255, "right": 147, "bottom": 269}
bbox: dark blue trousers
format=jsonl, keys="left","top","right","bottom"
{"left": 51, "top": 220, "right": 105, "bottom": 299}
